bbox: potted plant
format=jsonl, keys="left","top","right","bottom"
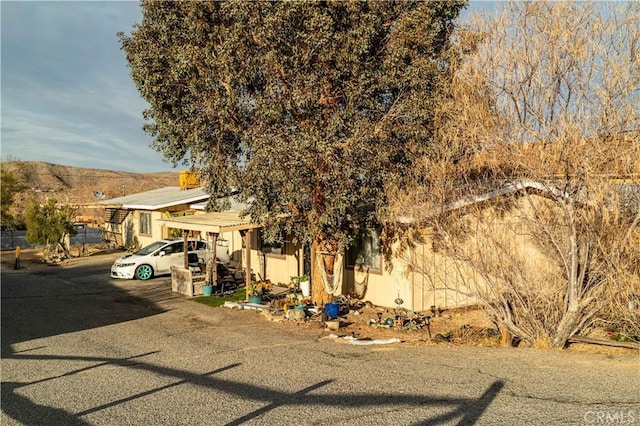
{"left": 295, "top": 274, "right": 311, "bottom": 297}
{"left": 248, "top": 280, "right": 271, "bottom": 303}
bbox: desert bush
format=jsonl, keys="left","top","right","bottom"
{"left": 387, "top": 1, "right": 640, "bottom": 347}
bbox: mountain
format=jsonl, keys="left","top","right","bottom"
{"left": 1, "top": 161, "right": 182, "bottom": 225}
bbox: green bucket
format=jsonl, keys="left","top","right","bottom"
{"left": 249, "top": 295, "right": 263, "bottom": 304}
{"left": 202, "top": 285, "right": 214, "bottom": 296}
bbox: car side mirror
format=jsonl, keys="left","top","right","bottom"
{"left": 158, "top": 250, "right": 166, "bottom": 257}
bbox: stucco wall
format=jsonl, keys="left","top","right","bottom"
{"left": 341, "top": 194, "right": 563, "bottom": 312}
{"left": 343, "top": 247, "right": 414, "bottom": 310}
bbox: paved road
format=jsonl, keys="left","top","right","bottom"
{"left": 1, "top": 254, "right": 638, "bottom": 425}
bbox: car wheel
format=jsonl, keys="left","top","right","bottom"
{"left": 135, "top": 264, "right": 154, "bottom": 280}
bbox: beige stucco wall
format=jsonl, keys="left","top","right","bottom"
{"left": 407, "top": 236, "right": 481, "bottom": 312}
{"left": 343, "top": 245, "right": 414, "bottom": 310}
{"left": 225, "top": 231, "right": 303, "bottom": 287}
{"left": 262, "top": 247, "right": 304, "bottom": 285}
{"left": 340, "top": 194, "right": 563, "bottom": 312}
{"left": 126, "top": 210, "right": 171, "bottom": 249}
{"left": 400, "top": 194, "right": 561, "bottom": 312}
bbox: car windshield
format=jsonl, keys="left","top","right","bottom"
{"left": 135, "top": 241, "right": 168, "bottom": 256}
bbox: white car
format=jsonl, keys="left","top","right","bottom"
{"left": 111, "top": 239, "right": 211, "bottom": 280}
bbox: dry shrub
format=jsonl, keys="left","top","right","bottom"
{"left": 386, "top": 2, "right": 640, "bottom": 348}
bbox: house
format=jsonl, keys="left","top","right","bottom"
{"left": 363, "top": 179, "right": 639, "bottom": 312}
{"left": 98, "top": 186, "right": 210, "bottom": 250}
{"left": 103, "top": 175, "right": 633, "bottom": 313}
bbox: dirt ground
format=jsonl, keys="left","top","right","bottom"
{"left": 265, "top": 301, "right": 639, "bottom": 355}
{"left": 276, "top": 302, "right": 501, "bottom": 348}
{"left": 3, "top": 247, "right": 637, "bottom": 355}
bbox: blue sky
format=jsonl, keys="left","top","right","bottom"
{"left": 1, "top": 1, "right": 493, "bottom": 174}
{"left": 1, "top": 1, "right": 173, "bottom": 173}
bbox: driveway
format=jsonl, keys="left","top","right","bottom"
{"left": 1, "top": 252, "right": 638, "bottom": 425}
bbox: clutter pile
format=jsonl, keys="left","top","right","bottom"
{"left": 223, "top": 286, "right": 498, "bottom": 346}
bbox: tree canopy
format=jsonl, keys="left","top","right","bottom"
{"left": 1, "top": 169, "right": 23, "bottom": 229}
{"left": 25, "top": 198, "right": 77, "bottom": 260}
{"left": 120, "top": 0, "right": 466, "bottom": 251}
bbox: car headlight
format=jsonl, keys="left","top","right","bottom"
{"left": 116, "top": 263, "right": 136, "bottom": 268}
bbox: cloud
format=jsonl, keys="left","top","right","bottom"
{"left": 1, "top": 1, "right": 496, "bottom": 173}
{"left": 1, "top": 1, "right": 176, "bottom": 173}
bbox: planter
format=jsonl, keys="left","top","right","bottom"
{"left": 249, "top": 295, "right": 263, "bottom": 304}
{"left": 201, "top": 285, "right": 214, "bottom": 297}
{"left": 299, "top": 280, "right": 311, "bottom": 297}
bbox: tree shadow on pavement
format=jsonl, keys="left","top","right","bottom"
{"left": 2, "top": 351, "right": 504, "bottom": 425}
{"left": 1, "top": 254, "right": 168, "bottom": 358}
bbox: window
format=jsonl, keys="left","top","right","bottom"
{"left": 106, "top": 209, "right": 122, "bottom": 232}
{"left": 347, "top": 229, "right": 381, "bottom": 271}
{"left": 163, "top": 241, "right": 183, "bottom": 255}
{"left": 139, "top": 212, "right": 151, "bottom": 236}
{"left": 260, "top": 229, "right": 286, "bottom": 257}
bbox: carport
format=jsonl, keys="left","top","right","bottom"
{"left": 160, "top": 211, "right": 261, "bottom": 299}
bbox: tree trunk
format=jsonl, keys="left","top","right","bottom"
{"left": 311, "top": 240, "right": 333, "bottom": 306}
{"left": 551, "top": 231, "right": 583, "bottom": 348}
{"left": 500, "top": 325, "right": 513, "bottom": 347}
{"left": 551, "top": 308, "right": 582, "bottom": 348}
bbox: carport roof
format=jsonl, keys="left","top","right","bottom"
{"left": 160, "top": 211, "right": 261, "bottom": 234}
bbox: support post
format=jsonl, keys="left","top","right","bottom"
{"left": 207, "top": 232, "right": 219, "bottom": 287}
{"left": 241, "top": 229, "right": 253, "bottom": 301}
{"left": 14, "top": 246, "right": 21, "bottom": 270}
{"left": 183, "top": 231, "right": 189, "bottom": 269}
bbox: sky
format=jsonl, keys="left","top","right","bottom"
{"left": 1, "top": 1, "right": 174, "bottom": 173}
{"left": 1, "top": 1, "right": 495, "bottom": 174}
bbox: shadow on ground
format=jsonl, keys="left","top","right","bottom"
{"left": 2, "top": 350, "right": 504, "bottom": 425}
{"left": 1, "top": 252, "right": 504, "bottom": 424}
{"left": 1, "top": 251, "right": 167, "bottom": 358}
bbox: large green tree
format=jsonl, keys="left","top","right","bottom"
{"left": 120, "top": 0, "right": 466, "bottom": 302}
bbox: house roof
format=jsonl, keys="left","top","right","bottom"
{"left": 99, "top": 186, "right": 210, "bottom": 211}
{"left": 397, "top": 179, "right": 639, "bottom": 224}
{"left": 190, "top": 196, "right": 250, "bottom": 212}
{"left": 160, "top": 210, "right": 260, "bottom": 234}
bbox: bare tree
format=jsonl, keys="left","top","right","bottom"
{"left": 388, "top": 1, "right": 640, "bottom": 347}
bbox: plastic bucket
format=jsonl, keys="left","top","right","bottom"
{"left": 324, "top": 302, "right": 340, "bottom": 319}
{"left": 249, "top": 295, "right": 262, "bottom": 304}
{"left": 300, "top": 280, "right": 310, "bottom": 297}
{"left": 202, "top": 285, "right": 214, "bottom": 296}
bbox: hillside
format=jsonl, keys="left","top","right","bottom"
{"left": 1, "top": 161, "right": 182, "bottom": 225}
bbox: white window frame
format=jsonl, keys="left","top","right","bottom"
{"left": 139, "top": 212, "right": 152, "bottom": 236}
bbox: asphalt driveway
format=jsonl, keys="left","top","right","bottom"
{"left": 1, "top": 252, "right": 638, "bottom": 425}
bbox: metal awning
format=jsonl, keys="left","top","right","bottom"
{"left": 160, "top": 211, "right": 260, "bottom": 234}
